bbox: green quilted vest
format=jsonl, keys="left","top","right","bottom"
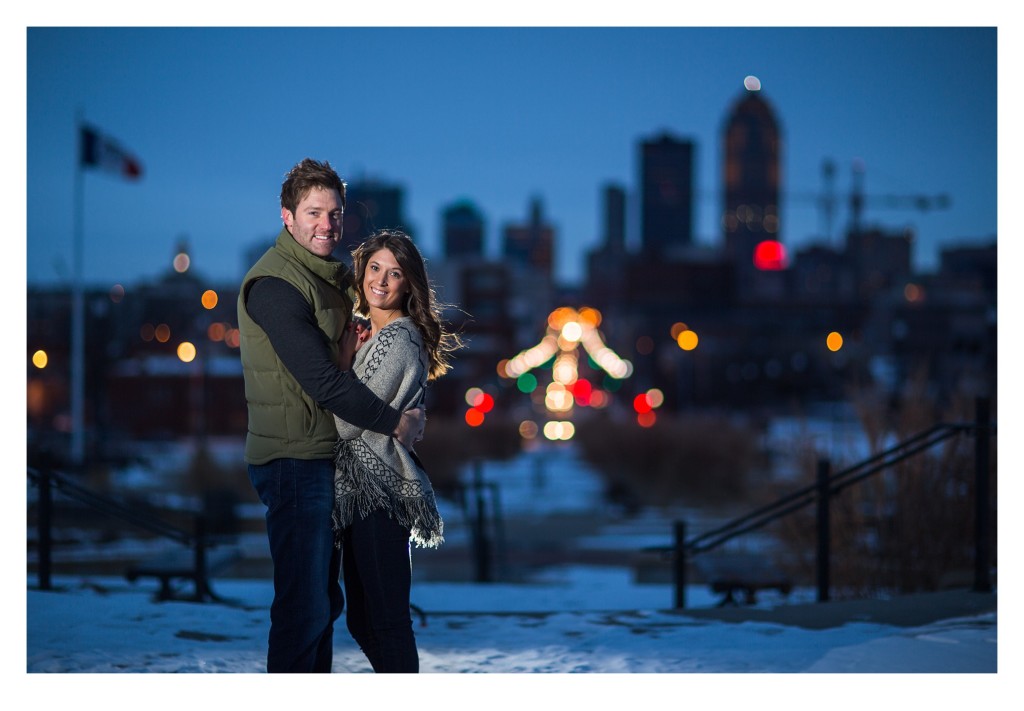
{"left": 237, "top": 228, "right": 355, "bottom": 464}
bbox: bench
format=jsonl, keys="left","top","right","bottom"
{"left": 126, "top": 544, "right": 242, "bottom": 603}
{"left": 694, "top": 552, "right": 792, "bottom": 606}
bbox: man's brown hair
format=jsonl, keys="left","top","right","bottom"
{"left": 280, "top": 158, "right": 347, "bottom": 215}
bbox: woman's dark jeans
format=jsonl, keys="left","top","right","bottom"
{"left": 249, "top": 458, "right": 344, "bottom": 673}
{"left": 342, "top": 507, "right": 419, "bottom": 672}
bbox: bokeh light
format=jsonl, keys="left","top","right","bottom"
{"left": 176, "top": 342, "right": 197, "bottom": 362}
{"left": 543, "top": 420, "right": 575, "bottom": 441}
{"left": 753, "top": 240, "right": 787, "bottom": 270}
{"left": 633, "top": 393, "right": 652, "bottom": 414}
{"left": 465, "top": 408, "right": 484, "bottom": 427}
{"left": 32, "top": 350, "right": 48, "bottom": 369}
{"left": 155, "top": 324, "right": 171, "bottom": 343}
{"left": 516, "top": 372, "right": 538, "bottom": 393}
{"left": 518, "top": 420, "right": 539, "bottom": 440}
{"left": 571, "top": 378, "right": 592, "bottom": 406}
{"left": 826, "top": 331, "right": 844, "bottom": 352}
{"left": 109, "top": 284, "right": 125, "bottom": 303}
{"left": 677, "top": 329, "right": 699, "bottom": 351}
{"left": 208, "top": 322, "right": 227, "bottom": 341}
{"left": 173, "top": 252, "right": 190, "bottom": 273}
{"left": 646, "top": 388, "right": 664, "bottom": 408}
{"left": 201, "top": 290, "right": 219, "bottom": 309}
{"left": 637, "top": 411, "right": 657, "bottom": 428}
{"left": 560, "top": 321, "right": 583, "bottom": 342}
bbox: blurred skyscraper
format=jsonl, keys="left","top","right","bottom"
{"left": 442, "top": 200, "right": 486, "bottom": 259}
{"left": 339, "top": 178, "right": 412, "bottom": 258}
{"left": 640, "top": 132, "right": 695, "bottom": 255}
{"left": 721, "top": 79, "right": 784, "bottom": 300}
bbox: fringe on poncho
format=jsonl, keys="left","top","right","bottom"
{"left": 332, "top": 318, "right": 444, "bottom": 549}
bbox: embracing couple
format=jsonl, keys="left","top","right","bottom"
{"left": 237, "top": 158, "right": 460, "bottom": 673}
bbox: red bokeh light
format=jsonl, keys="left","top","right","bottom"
{"left": 753, "top": 240, "right": 787, "bottom": 270}
{"left": 571, "top": 379, "right": 592, "bottom": 406}
{"left": 637, "top": 411, "right": 657, "bottom": 428}
{"left": 633, "top": 393, "right": 652, "bottom": 414}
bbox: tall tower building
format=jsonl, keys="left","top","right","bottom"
{"left": 441, "top": 200, "right": 486, "bottom": 259}
{"left": 502, "top": 197, "right": 554, "bottom": 278}
{"left": 722, "top": 76, "right": 783, "bottom": 275}
{"left": 602, "top": 183, "right": 627, "bottom": 254}
{"left": 584, "top": 183, "right": 628, "bottom": 313}
{"left": 338, "top": 179, "right": 410, "bottom": 257}
{"left": 502, "top": 197, "right": 556, "bottom": 347}
{"left": 640, "top": 132, "right": 695, "bottom": 254}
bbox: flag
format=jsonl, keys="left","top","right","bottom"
{"left": 79, "top": 124, "right": 143, "bottom": 180}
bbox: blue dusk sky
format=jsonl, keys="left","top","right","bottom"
{"left": 20, "top": 11, "right": 1004, "bottom": 291}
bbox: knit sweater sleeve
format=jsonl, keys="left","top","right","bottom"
{"left": 335, "top": 321, "right": 427, "bottom": 441}
{"left": 245, "top": 277, "right": 402, "bottom": 435}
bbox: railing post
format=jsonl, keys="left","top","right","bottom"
{"left": 973, "top": 397, "right": 992, "bottom": 593}
{"left": 816, "top": 458, "right": 831, "bottom": 602}
{"left": 194, "top": 514, "right": 208, "bottom": 602}
{"left": 673, "top": 520, "right": 687, "bottom": 609}
{"left": 37, "top": 468, "right": 52, "bottom": 591}
{"left": 472, "top": 460, "right": 492, "bottom": 583}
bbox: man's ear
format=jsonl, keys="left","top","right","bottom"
{"left": 281, "top": 207, "right": 293, "bottom": 228}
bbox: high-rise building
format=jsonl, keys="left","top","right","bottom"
{"left": 602, "top": 183, "right": 627, "bottom": 254}
{"left": 584, "top": 183, "right": 628, "bottom": 314}
{"left": 640, "top": 132, "right": 695, "bottom": 254}
{"left": 722, "top": 78, "right": 782, "bottom": 271}
{"left": 502, "top": 197, "right": 554, "bottom": 278}
{"left": 441, "top": 200, "right": 486, "bottom": 259}
{"left": 339, "top": 179, "right": 411, "bottom": 257}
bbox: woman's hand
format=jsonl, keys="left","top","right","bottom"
{"left": 353, "top": 318, "right": 372, "bottom": 351}
{"left": 339, "top": 317, "right": 373, "bottom": 371}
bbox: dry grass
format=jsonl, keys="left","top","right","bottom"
{"left": 573, "top": 412, "right": 763, "bottom": 511}
{"left": 775, "top": 379, "right": 997, "bottom": 597}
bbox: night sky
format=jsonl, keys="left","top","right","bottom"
{"left": 24, "top": 20, "right": 999, "bottom": 290}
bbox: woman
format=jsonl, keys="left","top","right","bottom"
{"left": 332, "top": 229, "right": 460, "bottom": 673}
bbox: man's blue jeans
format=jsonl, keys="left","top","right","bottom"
{"left": 249, "top": 458, "right": 343, "bottom": 673}
{"left": 342, "top": 507, "right": 419, "bottom": 672}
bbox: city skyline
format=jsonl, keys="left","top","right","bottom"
{"left": 25, "top": 25, "right": 997, "bottom": 289}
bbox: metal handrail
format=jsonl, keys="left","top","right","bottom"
{"left": 28, "top": 466, "right": 192, "bottom": 545}
{"left": 28, "top": 465, "right": 230, "bottom": 596}
{"left": 658, "top": 397, "right": 995, "bottom": 608}
{"left": 687, "top": 422, "right": 973, "bottom": 554}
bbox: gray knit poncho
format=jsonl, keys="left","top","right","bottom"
{"left": 332, "top": 317, "right": 444, "bottom": 548}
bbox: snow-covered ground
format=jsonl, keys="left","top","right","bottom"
{"left": 26, "top": 569, "right": 996, "bottom": 675}
{"left": 22, "top": 439, "right": 1010, "bottom": 707}
{"left": 21, "top": 569, "right": 1002, "bottom": 711}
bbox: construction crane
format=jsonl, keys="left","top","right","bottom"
{"left": 818, "top": 158, "right": 951, "bottom": 243}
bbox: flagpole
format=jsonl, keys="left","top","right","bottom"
{"left": 71, "top": 110, "right": 85, "bottom": 467}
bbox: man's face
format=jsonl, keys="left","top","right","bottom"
{"left": 281, "top": 187, "right": 344, "bottom": 258}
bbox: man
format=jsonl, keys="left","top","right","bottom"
{"left": 237, "top": 158, "right": 424, "bottom": 673}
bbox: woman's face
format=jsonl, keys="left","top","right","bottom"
{"left": 362, "top": 247, "right": 409, "bottom": 313}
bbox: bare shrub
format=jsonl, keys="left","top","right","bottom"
{"left": 776, "top": 381, "right": 996, "bottom": 597}
{"left": 573, "top": 412, "right": 761, "bottom": 510}
{"left": 413, "top": 416, "right": 521, "bottom": 499}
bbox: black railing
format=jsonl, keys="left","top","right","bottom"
{"left": 454, "top": 460, "right": 505, "bottom": 583}
{"left": 657, "top": 397, "right": 995, "bottom": 608}
{"left": 27, "top": 466, "right": 224, "bottom": 599}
